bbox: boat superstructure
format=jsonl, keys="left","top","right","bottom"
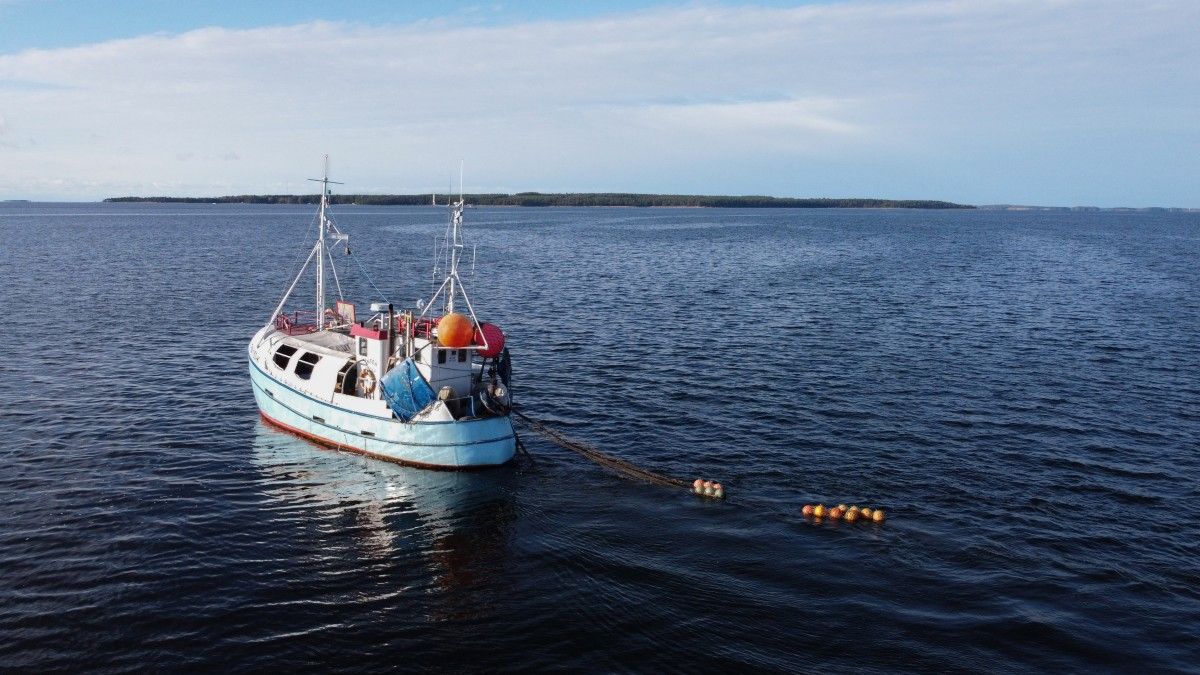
{"left": 248, "top": 158, "right": 516, "bottom": 468}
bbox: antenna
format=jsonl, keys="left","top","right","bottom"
{"left": 306, "top": 156, "right": 345, "bottom": 192}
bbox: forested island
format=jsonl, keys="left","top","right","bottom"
{"left": 105, "top": 192, "right": 972, "bottom": 209}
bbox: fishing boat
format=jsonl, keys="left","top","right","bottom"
{"left": 247, "top": 159, "right": 516, "bottom": 469}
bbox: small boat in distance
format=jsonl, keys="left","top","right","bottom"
{"left": 247, "top": 158, "right": 516, "bottom": 469}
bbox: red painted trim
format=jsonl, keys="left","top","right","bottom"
{"left": 350, "top": 323, "right": 387, "bottom": 340}
{"left": 258, "top": 410, "right": 509, "bottom": 471}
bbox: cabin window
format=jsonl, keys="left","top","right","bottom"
{"left": 358, "top": 337, "right": 367, "bottom": 356}
{"left": 458, "top": 349, "right": 467, "bottom": 363}
{"left": 273, "top": 344, "right": 298, "bottom": 370}
{"left": 437, "top": 350, "right": 447, "bottom": 365}
{"left": 295, "top": 352, "right": 321, "bottom": 380}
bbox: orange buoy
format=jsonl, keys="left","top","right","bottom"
{"left": 437, "top": 312, "right": 474, "bottom": 348}
{"left": 872, "top": 509, "right": 886, "bottom": 523}
{"left": 843, "top": 509, "right": 859, "bottom": 522}
{"left": 829, "top": 507, "right": 844, "bottom": 520}
{"left": 860, "top": 507, "right": 873, "bottom": 519}
{"left": 813, "top": 504, "right": 826, "bottom": 518}
{"left": 802, "top": 504, "right": 814, "bottom": 516}
{"left": 693, "top": 479, "right": 704, "bottom": 494}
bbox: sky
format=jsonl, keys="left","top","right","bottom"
{"left": 0, "top": 0, "right": 1197, "bottom": 206}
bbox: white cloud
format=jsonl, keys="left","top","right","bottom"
{"left": 0, "top": 0, "right": 1197, "bottom": 204}
{"left": 631, "top": 99, "right": 862, "bottom": 136}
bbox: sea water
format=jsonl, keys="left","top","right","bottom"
{"left": 1, "top": 203, "right": 1197, "bottom": 671}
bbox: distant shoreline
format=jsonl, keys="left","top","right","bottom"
{"left": 103, "top": 192, "right": 972, "bottom": 209}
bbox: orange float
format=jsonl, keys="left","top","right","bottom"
{"left": 801, "top": 504, "right": 814, "bottom": 517}
{"left": 872, "top": 509, "right": 886, "bottom": 523}
{"left": 813, "top": 504, "right": 826, "bottom": 518}
{"left": 829, "top": 507, "right": 844, "bottom": 520}
{"left": 437, "top": 312, "right": 474, "bottom": 348}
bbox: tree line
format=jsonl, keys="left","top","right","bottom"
{"left": 105, "top": 192, "right": 973, "bottom": 209}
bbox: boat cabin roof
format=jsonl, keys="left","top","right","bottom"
{"left": 269, "top": 328, "right": 354, "bottom": 359}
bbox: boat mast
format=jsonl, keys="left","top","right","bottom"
{"left": 317, "top": 162, "right": 326, "bottom": 329}
{"left": 308, "top": 155, "right": 342, "bottom": 330}
{"left": 259, "top": 156, "right": 354, "bottom": 338}
{"left": 420, "top": 161, "right": 485, "bottom": 339}
{"left": 447, "top": 162, "right": 464, "bottom": 313}
{"left": 447, "top": 206, "right": 462, "bottom": 313}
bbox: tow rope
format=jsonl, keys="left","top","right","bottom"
{"left": 512, "top": 408, "right": 725, "bottom": 498}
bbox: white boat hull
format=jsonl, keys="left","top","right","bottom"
{"left": 249, "top": 357, "right": 517, "bottom": 469}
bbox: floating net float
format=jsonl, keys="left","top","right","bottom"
{"left": 692, "top": 479, "right": 725, "bottom": 499}
{"left": 802, "top": 503, "right": 886, "bottom": 523}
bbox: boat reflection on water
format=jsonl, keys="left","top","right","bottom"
{"left": 249, "top": 420, "right": 519, "bottom": 609}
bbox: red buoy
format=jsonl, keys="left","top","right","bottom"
{"left": 474, "top": 322, "right": 506, "bottom": 358}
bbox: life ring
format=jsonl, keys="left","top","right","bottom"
{"left": 357, "top": 365, "right": 377, "bottom": 397}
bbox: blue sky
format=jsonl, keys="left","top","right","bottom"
{"left": 0, "top": 0, "right": 1197, "bottom": 206}
{"left": 0, "top": 1, "right": 748, "bottom": 52}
